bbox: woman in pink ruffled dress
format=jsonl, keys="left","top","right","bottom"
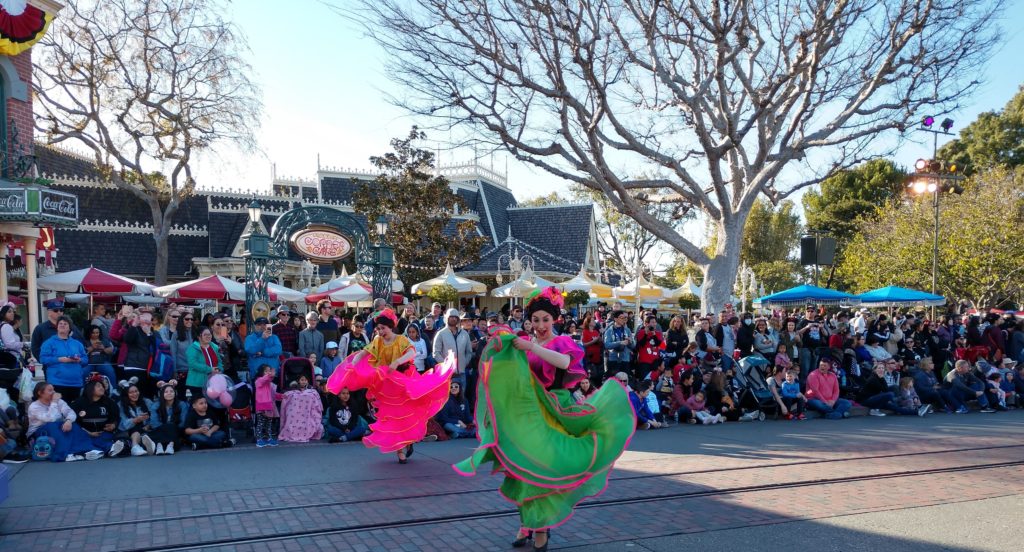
{"left": 326, "top": 308, "right": 454, "bottom": 463}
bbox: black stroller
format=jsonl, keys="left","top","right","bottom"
{"left": 280, "top": 357, "right": 315, "bottom": 390}
{"left": 734, "top": 355, "right": 780, "bottom": 419}
{"left": 0, "top": 351, "right": 22, "bottom": 403}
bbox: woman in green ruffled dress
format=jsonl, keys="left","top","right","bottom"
{"left": 454, "top": 287, "right": 635, "bottom": 551}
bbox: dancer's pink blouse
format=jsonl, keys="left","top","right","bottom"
{"left": 524, "top": 335, "right": 587, "bottom": 390}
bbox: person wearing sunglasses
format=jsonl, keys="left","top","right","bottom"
{"left": 32, "top": 299, "right": 83, "bottom": 362}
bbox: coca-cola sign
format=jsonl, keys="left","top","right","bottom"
{"left": 0, "top": 190, "right": 26, "bottom": 214}
{"left": 290, "top": 226, "right": 353, "bottom": 262}
{"left": 40, "top": 191, "right": 78, "bottom": 220}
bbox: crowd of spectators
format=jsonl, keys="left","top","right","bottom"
{"left": 1, "top": 296, "right": 1021, "bottom": 464}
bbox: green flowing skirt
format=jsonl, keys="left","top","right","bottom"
{"left": 453, "top": 333, "right": 636, "bottom": 530}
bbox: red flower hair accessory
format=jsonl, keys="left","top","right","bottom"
{"left": 373, "top": 307, "right": 399, "bottom": 329}
{"left": 526, "top": 286, "right": 564, "bottom": 310}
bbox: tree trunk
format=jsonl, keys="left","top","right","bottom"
{"left": 149, "top": 201, "right": 170, "bottom": 285}
{"left": 700, "top": 218, "right": 744, "bottom": 314}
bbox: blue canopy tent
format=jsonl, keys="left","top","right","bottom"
{"left": 753, "top": 284, "right": 859, "bottom": 308}
{"left": 855, "top": 286, "right": 946, "bottom": 308}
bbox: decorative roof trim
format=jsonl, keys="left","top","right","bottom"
{"left": 507, "top": 201, "right": 593, "bottom": 211}
{"left": 475, "top": 179, "right": 499, "bottom": 246}
{"left": 42, "top": 175, "right": 119, "bottom": 189}
{"left": 209, "top": 203, "right": 290, "bottom": 215}
{"left": 74, "top": 220, "right": 209, "bottom": 237}
{"left": 478, "top": 236, "right": 580, "bottom": 274}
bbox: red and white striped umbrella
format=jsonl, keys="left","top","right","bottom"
{"left": 153, "top": 275, "right": 303, "bottom": 302}
{"left": 37, "top": 267, "right": 155, "bottom": 295}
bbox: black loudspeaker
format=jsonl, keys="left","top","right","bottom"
{"left": 816, "top": 237, "right": 836, "bottom": 266}
{"left": 800, "top": 237, "right": 817, "bottom": 266}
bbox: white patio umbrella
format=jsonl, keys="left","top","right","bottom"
{"left": 490, "top": 278, "right": 537, "bottom": 298}
{"left": 559, "top": 266, "right": 613, "bottom": 298}
{"left": 613, "top": 273, "right": 669, "bottom": 301}
{"left": 411, "top": 262, "right": 487, "bottom": 296}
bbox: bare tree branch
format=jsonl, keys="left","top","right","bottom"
{"left": 336, "top": 0, "right": 1004, "bottom": 311}
{"left": 34, "top": 0, "right": 262, "bottom": 283}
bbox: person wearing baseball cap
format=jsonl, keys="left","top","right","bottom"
{"left": 32, "top": 298, "right": 82, "bottom": 361}
{"left": 320, "top": 341, "right": 342, "bottom": 380}
{"left": 272, "top": 306, "right": 298, "bottom": 358}
{"left": 244, "top": 316, "right": 282, "bottom": 380}
{"left": 433, "top": 308, "right": 472, "bottom": 389}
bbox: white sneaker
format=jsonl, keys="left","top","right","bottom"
{"left": 715, "top": 414, "right": 725, "bottom": 423}
{"left": 108, "top": 440, "right": 125, "bottom": 458}
{"left": 64, "top": 454, "right": 84, "bottom": 462}
{"left": 85, "top": 450, "right": 104, "bottom": 461}
{"left": 155, "top": 443, "right": 165, "bottom": 456}
{"left": 869, "top": 409, "right": 887, "bottom": 417}
{"left": 141, "top": 435, "right": 156, "bottom": 455}
{"left": 917, "top": 404, "right": 930, "bottom": 417}
{"left": 165, "top": 442, "right": 175, "bottom": 455}
{"left": 130, "top": 444, "right": 147, "bottom": 457}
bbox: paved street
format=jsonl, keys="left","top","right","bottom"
{"left": 2, "top": 411, "right": 1023, "bottom": 551}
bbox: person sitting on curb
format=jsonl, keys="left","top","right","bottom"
{"left": 944, "top": 360, "right": 996, "bottom": 413}
{"left": 909, "top": 358, "right": 960, "bottom": 413}
{"left": 805, "top": 358, "right": 851, "bottom": 419}
{"left": 629, "top": 380, "right": 663, "bottom": 429}
{"left": 856, "top": 363, "right": 925, "bottom": 417}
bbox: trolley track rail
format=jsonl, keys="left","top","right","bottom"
{"left": 3, "top": 442, "right": 1023, "bottom": 550}
{"left": 130, "top": 457, "right": 1024, "bottom": 552}
{"left": 2, "top": 442, "right": 1024, "bottom": 536}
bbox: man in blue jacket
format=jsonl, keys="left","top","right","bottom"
{"left": 244, "top": 317, "right": 282, "bottom": 380}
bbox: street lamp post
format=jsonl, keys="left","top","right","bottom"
{"left": 371, "top": 215, "right": 394, "bottom": 302}
{"left": 909, "top": 149, "right": 962, "bottom": 317}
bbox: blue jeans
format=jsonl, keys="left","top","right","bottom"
{"left": 807, "top": 398, "right": 852, "bottom": 420}
{"left": 951, "top": 383, "right": 990, "bottom": 409}
{"left": 326, "top": 425, "right": 367, "bottom": 442}
{"left": 861, "top": 392, "right": 917, "bottom": 415}
{"left": 919, "top": 387, "right": 957, "bottom": 411}
{"left": 799, "top": 348, "right": 814, "bottom": 381}
{"left": 188, "top": 430, "right": 228, "bottom": 449}
{"left": 443, "top": 422, "right": 475, "bottom": 439}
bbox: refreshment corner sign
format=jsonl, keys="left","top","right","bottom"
{"left": 290, "top": 226, "right": 353, "bottom": 262}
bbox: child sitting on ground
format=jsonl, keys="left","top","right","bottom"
{"left": 629, "top": 380, "right": 663, "bottom": 429}
{"left": 183, "top": 396, "right": 232, "bottom": 450}
{"left": 279, "top": 375, "right": 324, "bottom": 442}
{"left": 774, "top": 343, "right": 793, "bottom": 371}
{"left": 684, "top": 391, "right": 722, "bottom": 424}
{"left": 325, "top": 387, "right": 368, "bottom": 443}
{"left": 780, "top": 369, "right": 806, "bottom": 420}
{"left": 673, "top": 343, "right": 699, "bottom": 383}
{"left": 898, "top": 376, "right": 927, "bottom": 413}
{"left": 254, "top": 364, "right": 283, "bottom": 448}
{"left": 308, "top": 353, "right": 320, "bottom": 378}
{"left": 986, "top": 372, "right": 1007, "bottom": 409}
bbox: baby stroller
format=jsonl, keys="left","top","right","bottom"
{"left": 735, "top": 355, "right": 778, "bottom": 419}
{"left": 227, "top": 382, "right": 253, "bottom": 440}
{"left": 280, "top": 357, "right": 315, "bottom": 390}
{"left": 0, "top": 351, "right": 21, "bottom": 403}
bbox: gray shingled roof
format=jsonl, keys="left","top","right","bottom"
{"left": 54, "top": 230, "right": 207, "bottom": 279}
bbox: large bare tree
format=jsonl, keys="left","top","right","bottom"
{"left": 34, "top": 0, "right": 261, "bottom": 284}
{"left": 341, "top": 0, "right": 1003, "bottom": 312}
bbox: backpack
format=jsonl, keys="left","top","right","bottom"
{"left": 149, "top": 337, "right": 175, "bottom": 382}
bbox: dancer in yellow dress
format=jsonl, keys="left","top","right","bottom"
{"left": 326, "top": 308, "right": 454, "bottom": 463}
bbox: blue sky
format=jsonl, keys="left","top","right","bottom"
{"left": 198, "top": 0, "right": 1024, "bottom": 243}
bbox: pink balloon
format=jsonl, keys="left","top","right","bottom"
{"left": 206, "top": 374, "right": 227, "bottom": 396}
{"left": 218, "top": 391, "right": 233, "bottom": 408}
